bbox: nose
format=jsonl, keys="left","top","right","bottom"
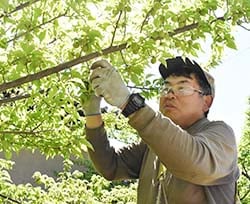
{"left": 161, "top": 88, "right": 176, "bottom": 99}
{"left": 166, "top": 90, "right": 176, "bottom": 99}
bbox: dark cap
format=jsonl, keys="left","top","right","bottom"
{"left": 159, "top": 56, "right": 215, "bottom": 97}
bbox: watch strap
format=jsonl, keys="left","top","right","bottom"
{"left": 122, "top": 93, "right": 145, "bottom": 117}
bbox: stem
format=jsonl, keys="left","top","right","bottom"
{"left": 7, "top": 12, "right": 67, "bottom": 43}
{"left": 110, "top": 10, "right": 123, "bottom": 46}
{"left": 0, "top": 0, "right": 41, "bottom": 19}
{"left": 0, "top": 194, "right": 21, "bottom": 204}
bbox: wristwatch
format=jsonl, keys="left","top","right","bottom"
{"left": 122, "top": 93, "right": 145, "bottom": 117}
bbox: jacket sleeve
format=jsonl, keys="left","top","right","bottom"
{"left": 85, "top": 123, "right": 147, "bottom": 181}
{"left": 128, "top": 105, "right": 239, "bottom": 185}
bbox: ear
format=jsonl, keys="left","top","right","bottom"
{"left": 203, "top": 95, "right": 213, "bottom": 112}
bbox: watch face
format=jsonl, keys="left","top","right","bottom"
{"left": 132, "top": 94, "right": 144, "bottom": 105}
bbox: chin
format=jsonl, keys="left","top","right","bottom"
{"left": 164, "top": 112, "right": 175, "bottom": 120}
{"left": 162, "top": 111, "right": 179, "bottom": 124}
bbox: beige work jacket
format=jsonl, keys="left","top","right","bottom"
{"left": 86, "top": 105, "right": 240, "bottom": 204}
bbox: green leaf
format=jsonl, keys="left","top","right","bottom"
{"left": 226, "top": 38, "right": 237, "bottom": 50}
{"left": 0, "top": 0, "right": 9, "bottom": 10}
{"left": 0, "top": 38, "right": 7, "bottom": 49}
{"left": 38, "top": 30, "right": 47, "bottom": 41}
{"left": 80, "top": 137, "right": 93, "bottom": 151}
{"left": 20, "top": 42, "right": 35, "bottom": 54}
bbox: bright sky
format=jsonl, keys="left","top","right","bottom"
{"left": 208, "top": 27, "right": 250, "bottom": 144}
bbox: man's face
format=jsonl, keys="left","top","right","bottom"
{"left": 159, "top": 74, "right": 212, "bottom": 129}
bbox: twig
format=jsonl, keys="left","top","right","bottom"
{"left": 0, "top": 89, "right": 46, "bottom": 105}
{"left": 0, "top": 82, "right": 158, "bottom": 105}
{"left": 110, "top": 10, "right": 123, "bottom": 47}
{"left": 123, "top": 10, "right": 127, "bottom": 40}
{"left": 31, "top": 121, "right": 44, "bottom": 131}
{"left": 0, "top": 93, "right": 30, "bottom": 105}
{"left": 237, "top": 22, "right": 250, "bottom": 31}
{"left": 127, "top": 85, "right": 157, "bottom": 91}
{"left": 242, "top": 163, "right": 250, "bottom": 180}
{"left": 225, "top": 0, "right": 229, "bottom": 15}
{"left": 119, "top": 50, "right": 128, "bottom": 67}
{"left": 0, "top": 129, "right": 53, "bottom": 135}
{"left": 0, "top": 193, "right": 21, "bottom": 204}
{"left": 240, "top": 189, "right": 250, "bottom": 201}
{"left": 7, "top": 11, "right": 67, "bottom": 43}
{"left": 0, "top": 0, "right": 41, "bottom": 19}
{"left": 140, "top": 7, "right": 154, "bottom": 33}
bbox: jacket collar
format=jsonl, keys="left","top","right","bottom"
{"left": 186, "top": 117, "right": 210, "bottom": 134}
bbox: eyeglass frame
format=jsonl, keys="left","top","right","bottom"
{"left": 159, "top": 83, "right": 205, "bottom": 97}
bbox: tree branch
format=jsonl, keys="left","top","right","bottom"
{"left": 168, "top": 22, "right": 199, "bottom": 37}
{"left": 0, "top": 17, "right": 229, "bottom": 93}
{"left": 0, "top": 43, "right": 127, "bottom": 92}
{"left": 7, "top": 11, "right": 67, "bottom": 43}
{"left": 0, "top": 0, "right": 41, "bottom": 19}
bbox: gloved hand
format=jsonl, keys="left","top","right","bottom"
{"left": 90, "top": 60, "right": 130, "bottom": 108}
{"left": 80, "top": 93, "right": 101, "bottom": 116}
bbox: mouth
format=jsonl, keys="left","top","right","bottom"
{"left": 164, "top": 103, "right": 176, "bottom": 110}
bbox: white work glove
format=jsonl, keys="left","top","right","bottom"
{"left": 90, "top": 60, "right": 130, "bottom": 108}
{"left": 80, "top": 93, "right": 101, "bottom": 116}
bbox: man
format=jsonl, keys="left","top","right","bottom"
{"left": 84, "top": 56, "right": 240, "bottom": 203}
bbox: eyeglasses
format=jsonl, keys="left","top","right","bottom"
{"left": 160, "top": 84, "right": 204, "bottom": 97}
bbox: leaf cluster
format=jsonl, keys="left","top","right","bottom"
{"left": 0, "top": 158, "right": 137, "bottom": 204}
{"left": 238, "top": 97, "right": 250, "bottom": 203}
